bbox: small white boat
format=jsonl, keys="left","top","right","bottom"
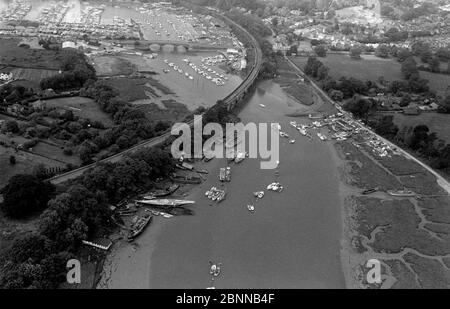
{"left": 247, "top": 204, "right": 255, "bottom": 213}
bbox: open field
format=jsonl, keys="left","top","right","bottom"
{"left": 91, "top": 55, "right": 138, "bottom": 77}
{"left": 10, "top": 67, "right": 59, "bottom": 83}
{"left": 134, "top": 99, "right": 190, "bottom": 123}
{"left": 44, "top": 97, "right": 114, "bottom": 128}
{"left": 0, "top": 145, "right": 65, "bottom": 189}
{"left": 292, "top": 54, "right": 450, "bottom": 96}
{"left": 386, "top": 112, "right": 450, "bottom": 144}
{"left": 31, "top": 142, "right": 80, "bottom": 166}
{"left": 0, "top": 38, "right": 63, "bottom": 70}
{"left": 275, "top": 57, "right": 313, "bottom": 106}
{"left": 104, "top": 77, "right": 174, "bottom": 102}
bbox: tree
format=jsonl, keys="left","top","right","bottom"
{"left": 370, "top": 115, "right": 399, "bottom": 139}
{"left": 401, "top": 57, "right": 419, "bottom": 80}
{"left": 329, "top": 89, "right": 344, "bottom": 102}
{"left": 409, "top": 125, "right": 431, "bottom": 151}
{"left": 438, "top": 95, "right": 450, "bottom": 113}
{"left": 397, "top": 48, "right": 412, "bottom": 62}
{"left": 271, "top": 17, "right": 278, "bottom": 27}
{"left": 314, "top": 45, "right": 327, "bottom": 57}
{"left": 289, "top": 45, "right": 298, "bottom": 55}
{"left": 411, "top": 41, "right": 430, "bottom": 56}
{"left": 343, "top": 95, "right": 374, "bottom": 120}
{"left": 381, "top": 5, "right": 394, "bottom": 17}
{"left": 375, "top": 44, "right": 390, "bottom": 58}
{"left": 429, "top": 57, "right": 441, "bottom": 73}
{"left": 4, "top": 120, "right": 19, "bottom": 134}
{"left": 399, "top": 94, "right": 411, "bottom": 107}
{"left": 317, "top": 65, "right": 329, "bottom": 80}
{"left": 1, "top": 174, "right": 55, "bottom": 218}
{"left": 420, "top": 50, "right": 433, "bottom": 64}
{"left": 436, "top": 47, "right": 450, "bottom": 62}
{"left": 349, "top": 47, "right": 362, "bottom": 59}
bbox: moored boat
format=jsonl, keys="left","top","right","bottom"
{"left": 128, "top": 214, "right": 152, "bottom": 241}
{"left": 387, "top": 189, "right": 415, "bottom": 197}
{"left": 136, "top": 199, "right": 195, "bottom": 207}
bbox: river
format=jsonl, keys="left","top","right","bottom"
{"left": 98, "top": 80, "right": 346, "bottom": 289}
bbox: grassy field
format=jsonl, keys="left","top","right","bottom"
{"left": 92, "top": 55, "right": 137, "bottom": 77}
{"left": 291, "top": 54, "right": 450, "bottom": 96}
{"left": 275, "top": 57, "right": 314, "bottom": 106}
{"left": 44, "top": 97, "right": 114, "bottom": 128}
{"left": 10, "top": 68, "right": 59, "bottom": 83}
{"left": 134, "top": 99, "right": 190, "bottom": 123}
{"left": 0, "top": 144, "right": 66, "bottom": 188}
{"left": 104, "top": 76, "right": 174, "bottom": 102}
{"left": 388, "top": 112, "right": 450, "bottom": 144}
{"left": 0, "top": 38, "right": 63, "bottom": 70}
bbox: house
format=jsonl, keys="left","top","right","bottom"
{"left": 0, "top": 73, "right": 12, "bottom": 81}
{"left": 62, "top": 41, "right": 76, "bottom": 49}
{"left": 31, "top": 100, "right": 47, "bottom": 111}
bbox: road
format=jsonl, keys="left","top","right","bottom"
{"left": 49, "top": 12, "right": 263, "bottom": 186}
{"left": 285, "top": 56, "right": 450, "bottom": 195}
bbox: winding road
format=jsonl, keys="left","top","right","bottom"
{"left": 285, "top": 56, "right": 450, "bottom": 195}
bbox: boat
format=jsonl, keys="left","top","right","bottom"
{"left": 387, "top": 189, "right": 416, "bottom": 197}
{"left": 317, "top": 133, "right": 327, "bottom": 141}
{"left": 309, "top": 114, "right": 323, "bottom": 119}
{"left": 171, "top": 174, "right": 202, "bottom": 184}
{"left": 362, "top": 188, "right": 378, "bottom": 195}
{"left": 144, "top": 184, "right": 180, "bottom": 199}
{"left": 235, "top": 152, "right": 246, "bottom": 163}
{"left": 267, "top": 182, "right": 284, "bottom": 192}
{"left": 225, "top": 167, "right": 231, "bottom": 182}
{"left": 136, "top": 199, "right": 195, "bottom": 207}
{"left": 219, "top": 167, "right": 226, "bottom": 181}
{"left": 279, "top": 132, "right": 289, "bottom": 138}
{"left": 209, "top": 262, "right": 221, "bottom": 277}
{"left": 247, "top": 204, "right": 255, "bottom": 213}
{"left": 206, "top": 187, "right": 226, "bottom": 203}
{"left": 128, "top": 214, "right": 152, "bottom": 241}
{"left": 254, "top": 191, "right": 264, "bottom": 199}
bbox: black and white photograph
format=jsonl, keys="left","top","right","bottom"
{"left": 0, "top": 0, "right": 450, "bottom": 293}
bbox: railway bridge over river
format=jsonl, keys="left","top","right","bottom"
{"left": 49, "top": 8, "right": 263, "bottom": 185}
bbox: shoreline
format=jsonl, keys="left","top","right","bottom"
{"left": 96, "top": 79, "right": 347, "bottom": 289}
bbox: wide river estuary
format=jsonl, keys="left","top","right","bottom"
{"left": 99, "top": 80, "right": 346, "bottom": 289}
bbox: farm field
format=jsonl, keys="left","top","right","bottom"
{"left": 0, "top": 38, "right": 63, "bottom": 70}
{"left": 44, "top": 97, "right": 114, "bottom": 128}
{"left": 0, "top": 144, "right": 65, "bottom": 189}
{"left": 387, "top": 112, "right": 450, "bottom": 144}
{"left": 10, "top": 67, "right": 59, "bottom": 83}
{"left": 275, "top": 57, "right": 313, "bottom": 106}
{"left": 92, "top": 55, "right": 138, "bottom": 77}
{"left": 291, "top": 54, "right": 450, "bottom": 96}
{"left": 31, "top": 142, "right": 80, "bottom": 166}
